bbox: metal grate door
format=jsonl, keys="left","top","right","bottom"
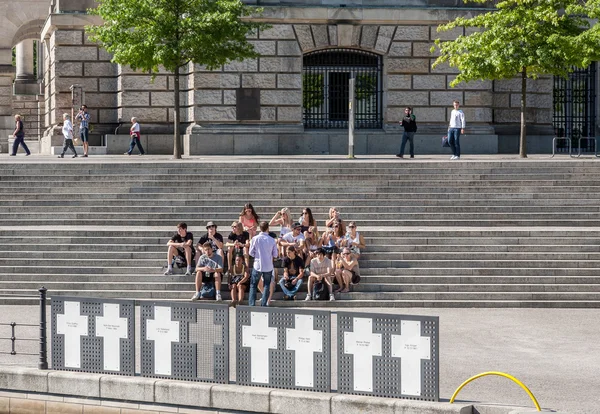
{"left": 303, "top": 48, "right": 383, "bottom": 129}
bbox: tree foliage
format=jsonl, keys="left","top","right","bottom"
{"left": 432, "top": 0, "right": 600, "bottom": 157}
{"left": 86, "top": 0, "right": 267, "bottom": 158}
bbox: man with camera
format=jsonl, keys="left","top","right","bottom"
{"left": 279, "top": 246, "right": 305, "bottom": 300}
{"left": 75, "top": 105, "right": 91, "bottom": 157}
{"left": 397, "top": 106, "right": 417, "bottom": 159}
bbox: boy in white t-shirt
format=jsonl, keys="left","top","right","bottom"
{"left": 125, "top": 117, "right": 145, "bottom": 155}
{"left": 58, "top": 113, "right": 78, "bottom": 158}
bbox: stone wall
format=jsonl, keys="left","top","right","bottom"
{"left": 193, "top": 24, "right": 302, "bottom": 126}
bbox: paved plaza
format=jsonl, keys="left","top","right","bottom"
{"left": 0, "top": 305, "right": 597, "bottom": 413}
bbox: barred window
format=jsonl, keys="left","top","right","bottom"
{"left": 303, "top": 48, "right": 383, "bottom": 129}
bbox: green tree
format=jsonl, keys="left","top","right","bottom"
{"left": 432, "top": 0, "right": 600, "bottom": 158}
{"left": 87, "top": 0, "right": 267, "bottom": 159}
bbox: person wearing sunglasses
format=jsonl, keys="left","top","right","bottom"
{"left": 342, "top": 221, "right": 366, "bottom": 260}
{"left": 298, "top": 207, "right": 317, "bottom": 235}
{"left": 225, "top": 221, "right": 250, "bottom": 271}
{"left": 335, "top": 248, "right": 361, "bottom": 293}
{"left": 198, "top": 221, "right": 224, "bottom": 263}
{"left": 321, "top": 220, "right": 343, "bottom": 263}
{"left": 239, "top": 203, "right": 260, "bottom": 239}
{"left": 303, "top": 226, "right": 321, "bottom": 268}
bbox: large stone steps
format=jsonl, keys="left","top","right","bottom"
{"left": 1, "top": 159, "right": 600, "bottom": 307}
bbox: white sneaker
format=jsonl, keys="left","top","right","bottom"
{"left": 216, "top": 292, "right": 222, "bottom": 302}
{"left": 450, "top": 155, "right": 457, "bottom": 160}
{"left": 329, "top": 294, "right": 335, "bottom": 301}
{"left": 191, "top": 292, "right": 201, "bottom": 301}
{"left": 304, "top": 294, "right": 312, "bottom": 301}
{"left": 164, "top": 268, "right": 173, "bottom": 275}
{"left": 185, "top": 268, "right": 192, "bottom": 276}
{"left": 455, "top": 156, "right": 460, "bottom": 160}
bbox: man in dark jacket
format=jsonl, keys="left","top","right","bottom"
{"left": 397, "top": 107, "right": 417, "bottom": 158}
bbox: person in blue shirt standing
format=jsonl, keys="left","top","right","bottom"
{"left": 248, "top": 221, "right": 278, "bottom": 306}
{"left": 448, "top": 100, "right": 466, "bottom": 160}
{"left": 75, "top": 105, "right": 91, "bottom": 157}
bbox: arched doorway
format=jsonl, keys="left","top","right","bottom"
{"left": 302, "top": 48, "right": 383, "bottom": 129}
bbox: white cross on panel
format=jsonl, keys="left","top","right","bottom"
{"left": 146, "top": 306, "right": 180, "bottom": 375}
{"left": 56, "top": 301, "right": 89, "bottom": 369}
{"left": 242, "top": 312, "right": 278, "bottom": 384}
{"left": 391, "top": 320, "right": 431, "bottom": 396}
{"left": 286, "top": 314, "right": 323, "bottom": 387}
{"left": 344, "top": 317, "right": 382, "bottom": 392}
{"left": 95, "top": 303, "right": 128, "bottom": 371}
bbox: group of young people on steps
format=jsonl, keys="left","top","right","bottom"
{"left": 164, "top": 204, "right": 366, "bottom": 306}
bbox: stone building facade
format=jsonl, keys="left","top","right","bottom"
{"left": 0, "top": 0, "right": 587, "bottom": 155}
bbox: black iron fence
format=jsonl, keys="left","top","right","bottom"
{"left": 553, "top": 64, "right": 597, "bottom": 154}
{"left": 0, "top": 287, "right": 48, "bottom": 369}
{"left": 303, "top": 48, "right": 383, "bottom": 130}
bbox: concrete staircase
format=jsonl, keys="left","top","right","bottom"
{"left": 1, "top": 159, "right": 600, "bottom": 307}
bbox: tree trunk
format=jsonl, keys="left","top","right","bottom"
{"left": 519, "top": 68, "right": 527, "bottom": 158}
{"left": 173, "top": 65, "right": 182, "bottom": 159}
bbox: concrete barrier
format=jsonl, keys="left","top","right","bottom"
{"left": 0, "top": 366, "right": 559, "bottom": 414}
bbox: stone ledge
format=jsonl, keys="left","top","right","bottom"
{"left": 0, "top": 366, "right": 552, "bottom": 414}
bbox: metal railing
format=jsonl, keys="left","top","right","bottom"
{"left": 551, "top": 136, "right": 600, "bottom": 158}
{"left": 0, "top": 287, "right": 48, "bottom": 369}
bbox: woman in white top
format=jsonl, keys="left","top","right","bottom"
{"left": 342, "top": 221, "right": 366, "bottom": 260}
{"left": 125, "top": 117, "right": 145, "bottom": 155}
{"left": 269, "top": 208, "right": 293, "bottom": 237}
{"left": 270, "top": 207, "right": 293, "bottom": 258}
{"left": 303, "top": 226, "right": 321, "bottom": 267}
{"left": 58, "top": 113, "right": 78, "bottom": 158}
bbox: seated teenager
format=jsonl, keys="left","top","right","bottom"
{"left": 320, "top": 220, "right": 344, "bottom": 263}
{"left": 280, "top": 223, "right": 306, "bottom": 261}
{"left": 299, "top": 207, "right": 317, "bottom": 235}
{"left": 192, "top": 242, "right": 224, "bottom": 301}
{"left": 228, "top": 254, "right": 249, "bottom": 307}
{"left": 342, "top": 221, "right": 366, "bottom": 260}
{"left": 279, "top": 246, "right": 305, "bottom": 300}
{"left": 164, "top": 222, "right": 194, "bottom": 276}
{"left": 335, "top": 248, "right": 361, "bottom": 293}
{"left": 198, "top": 221, "right": 224, "bottom": 263}
{"left": 226, "top": 221, "right": 250, "bottom": 271}
{"left": 325, "top": 207, "right": 346, "bottom": 235}
{"left": 270, "top": 207, "right": 293, "bottom": 258}
{"left": 305, "top": 248, "right": 334, "bottom": 302}
{"left": 303, "top": 226, "right": 321, "bottom": 267}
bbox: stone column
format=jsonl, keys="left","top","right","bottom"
{"left": 16, "top": 41, "right": 35, "bottom": 82}
{"left": 14, "top": 40, "right": 39, "bottom": 95}
{"left": 0, "top": 48, "right": 16, "bottom": 153}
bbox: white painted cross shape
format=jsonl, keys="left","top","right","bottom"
{"left": 242, "top": 312, "right": 278, "bottom": 384}
{"left": 146, "top": 306, "right": 180, "bottom": 375}
{"left": 286, "top": 314, "right": 323, "bottom": 387}
{"left": 56, "top": 301, "right": 89, "bottom": 369}
{"left": 391, "top": 320, "right": 431, "bottom": 396}
{"left": 95, "top": 303, "right": 129, "bottom": 372}
{"left": 344, "top": 317, "right": 382, "bottom": 392}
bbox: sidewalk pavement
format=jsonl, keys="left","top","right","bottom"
{"left": 0, "top": 306, "right": 596, "bottom": 413}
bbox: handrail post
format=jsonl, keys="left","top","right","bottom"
{"left": 10, "top": 322, "right": 16, "bottom": 355}
{"left": 38, "top": 287, "right": 48, "bottom": 370}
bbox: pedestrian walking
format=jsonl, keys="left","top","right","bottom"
{"left": 396, "top": 107, "right": 417, "bottom": 158}
{"left": 248, "top": 221, "right": 278, "bottom": 306}
{"left": 125, "top": 117, "right": 145, "bottom": 155}
{"left": 448, "top": 100, "right": 466, "bottom": 160}
{"left": 75, "top": 105, "right": 91, "bottom": 157}
{"left": 11, "top": 115, "right": 30, "bottom": 156}
{"left": 58, "top": 113, "right": 78, "bottom": 158}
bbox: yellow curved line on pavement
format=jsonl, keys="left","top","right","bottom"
{"left": 449, "top": 371, "right": 541, "bottom": 411}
